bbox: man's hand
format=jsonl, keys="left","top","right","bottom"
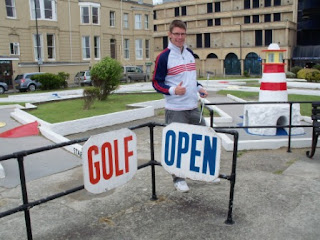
{"left": 175, "top": 81, "right": 186, "bottom": 95}
{"left": 199, "top": 88, "right": 208, "bottom": 98}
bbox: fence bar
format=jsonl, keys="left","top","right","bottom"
{"left": 17, "top": 156, "right": 33, "bottom": 240}
{"left": 216, "top": 129, "right": 238, "bottom": 224}
{"left": 149, "top": 124, "right": 158, "bottom": 200}
{"left": 287, "top": 103, "right": 293, "bottom": 152}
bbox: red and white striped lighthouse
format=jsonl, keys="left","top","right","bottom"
{"left": 259, "top": 43, "right": 287, "bottom": 102}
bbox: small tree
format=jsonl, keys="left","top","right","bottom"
{"left": 83, "top": 86, "right": 100, "bottom": 110}
{"left": 90, "top": 57, "right": 123, "bottom": 100}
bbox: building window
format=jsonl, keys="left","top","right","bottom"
{"left": 255, "top": 30, "right": 262, "bottom": 46}
{"left": 274, "top": 13, "right": 281, "bottom": 21}
{"left": 47, "top": 34, "right": 55, "bottom": 60}
{"left": 244, "top": 16, "right": 250, "bottom": 24}
{"left": 123, "top": 13, "right": 129, "bottom": 28}
{"left": 265, "top": 30, "right": 272, "bottom": 46}
{"left": 253, "top": 0, "right": 259, "bottom": 8}
{"left": 94, "top": 36, "right": 100, "bottom": 59}
{"left": 208, "top": 19, "right": 213, "bottom": 26}
{"left": 79, "top": 3, "right": 100, "bottom": 25}
{"left": 31, "top": 0, "right": 57, "bottom": 21}
{"left": 145, "top": 14, "right": 149, "bottom": 29}
{"left": 6, "top": 0, "right": 16, "bottom": 18}
{"left": 268, "top": 53, "right": 274, "bottom": 62}
{"left": 196, "top": 34, "right": 202, "bottom": 48}
{"left": 154, "top": 25, "right": 157, "bottom": 32}
{"left": 214, "top": 2, "right": 221, "bottom": 12}
{"left": 33, "top": 34, "right": 43, "bottom": 61}
{"left": 145, "top": 39, "right": 150, "bottom": 59}
{"left": 215, "top": 18, "right": 221, "bottom": 26}
{"left": 265, "top": 14, "right": 271, "bottom": 22}
{"left": 174, "top": 7, "right": 179, "bottom": 17}
{"left": 10, "top": 42, "right": 20, "bottom": 55}
{"left": 207, "top": 3, "right": 213, "bottom": 13}
{"left": 274, "top": 0, "right": 281, "bottom": 6}
{"left": 204, "top": 33, "right": 210, "bottom": 48}
{"left": 244, "top": 0, "right": 250, "bottom": 9}
{"left": 110, "top": 39, "right": 116, "bottom": 59}
{"left": 163, "top": 36, "right": 168, "bottom": 50}
{"left": 253, "top": 15, "right": 259, "bottom": 23}
{"left": 135, "top": 14, "right": 142, "bottom": 29}
{"left": 82, "top": 36, "right": 90, "bottom": 59}
{"left": 110, "top": 11, "right": 115, "bottom": 27}
{"left": 265, "top": 0, "right": 271, "bottom": 7}
{"left": 153, "top": 10, "right": 157, "bottom": 20}
{"left": 135, "top": 39, "right": 143, "bottom": 60}
{"left": 124, "top": 39, "right": 130, "bottom": 59}
{"left": 181, "top": 6, "right": 187, "bottom": 16}
{"left": 81, "top": 6, "right": 89, "bottom": 23}
{"left": 92, "top": 7, "right": 99, "bottom": 24}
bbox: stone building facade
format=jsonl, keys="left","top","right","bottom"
{"left": 153, "top": 0, "right": 298, "bottom": 77}
{"left": 0, "top": 0, "right": 154, "bottom": 88}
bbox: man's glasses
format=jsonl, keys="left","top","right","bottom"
{"left": 171, "top": 32, "right": 187, "bottom": 37}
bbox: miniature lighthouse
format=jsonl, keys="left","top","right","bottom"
{"left": 259, "top": 43, "right": 287, "bottom": 102}
{"left": 243, "top": 43, "right": 304, "bottom": 136}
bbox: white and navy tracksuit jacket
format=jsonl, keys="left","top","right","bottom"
{"left": 152, "top": 41, "right": 203, "bottom": 111}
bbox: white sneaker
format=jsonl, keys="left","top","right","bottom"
{"left": 212, "top": 178, "right": 221, "bottom": 183}
{"left": 174, "top": 180, "right": 190, "bottom": 193}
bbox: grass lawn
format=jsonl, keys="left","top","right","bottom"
{"left": 29, "top": 93, "right": 163, "bottom": 123}
{"left": 217, "top": 90, "right": 319, "bottom": 116}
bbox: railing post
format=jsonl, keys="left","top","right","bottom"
{"left": 287, "top": 103, "right": 293, "bottom": 152}
{"left": 17, "top": 155, "right": 33, "bottom": 240}
{"left": 225, "top": 131, "right": 238, "bottom": 225}
{"left": 149, "top": 124, "right": 158, "bottom": 200}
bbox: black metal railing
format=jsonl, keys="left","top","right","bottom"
{"left": 0, "top": 122, "right": 239, "bottom": 240}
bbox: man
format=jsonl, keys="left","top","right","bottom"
{"left": 152, "top": 20, "right": 208, "bottom": 193}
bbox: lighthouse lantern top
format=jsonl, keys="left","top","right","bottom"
{"left": 262, "top": 43, "right": 286, "bottom": 64}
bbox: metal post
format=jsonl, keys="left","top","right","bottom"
{"left": 225, "top": 131, "right": 238, "bottom": 225}
{"left": 287, "top": 103, "right": 293, "bottom": 152}
{"left": 34, "top": 0, "right": 41, "bottom": 72}
{"left": 149, "top": 124, "right": 158, "bottom": 200}
{"left": 17, "top": 156, "right": 33, "bottom": 240}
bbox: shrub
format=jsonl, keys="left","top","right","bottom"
{"left": 243, "top": 70, "right": 250, "bottom": 77}
{"left": 286, "top": 71, "right": 296, "bottom": 78}
{"left": 33, "top": 73, "right": 65, "bottom": 90}
{"left": 313, "top": 64, "right": 320, "bottom": 71}
{"left": 297, "top": 68, "right": 320, "bottom": 79}
{"left": 90, "top": 57, "right": 123, "bottom": 100}
{"left": 57, "top": 72, "right": 70, "bottom": 88}
{"left": 290, "top": 66, "right": 302, "bottom": 75}
{"left": 305, "top": 71, "right": 320, "bottom": 82}
{"left": 83, "top": 86, "right": 100, "bottom": 110}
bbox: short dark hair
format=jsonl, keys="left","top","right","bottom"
{"left": 169, "top": 20, "right": 186, "bottom": 32}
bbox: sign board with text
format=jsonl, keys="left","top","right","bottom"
{"left": 161, "top": 123, "right": 221, "bottom": 182}
{"left": 82, "top": 128, "right": 137, "bottom": 194}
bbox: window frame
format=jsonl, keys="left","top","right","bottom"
{"left": 79, "top": 2, "right": 100, "bottom": 25}
{"left": 145, "top": 39, "right": 150, "bottom": 59}
{"left": 135, "top": 14, "right": 142, "bottom": 29}
{"left": 110, "top": 11, "right": 116, "bottom": 27}
{"left": 94, "top": 36, "right": 100, "bottom": 59}
{"left": 46, "top": 34, "right": 55, "bottom": 60}
{"left": 135, "top": 39, "right": 143, "bottom": 60}
{"left": 30, "top": 0, "right": 57, "bottom": 21}
{"left": 33, "top": 33, "right": 44, "bottom": 61}
{"left": 6, "top": 0, "right": 16, "bottom": 18}
{"left": 124, "top": 39, "right": 130, "bottom": 59}
{"left": 144, "top": 14, "right": 149, "bottom": 30}
{"left": 123, "top": 13, "right": 129, "bottom": 29}
{"left": 82, "top": 36, "right": 91, "bottom": 60}
{"left": 10, "top": 42, "right": 20, "bottom": 55}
